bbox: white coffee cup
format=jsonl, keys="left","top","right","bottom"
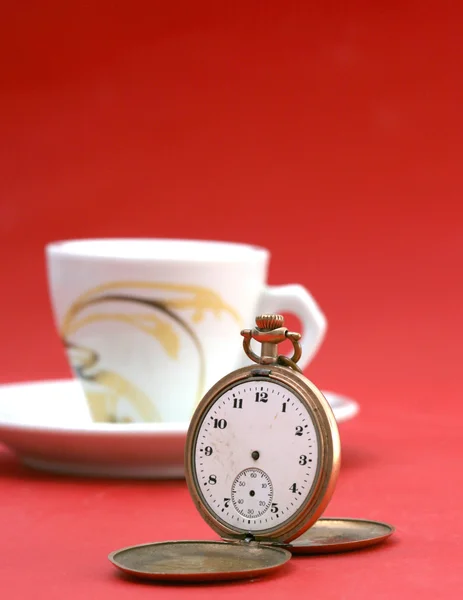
{"left": 46, "top": 239, "right": 326, "bottom": 424}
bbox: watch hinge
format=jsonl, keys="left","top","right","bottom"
{"left": 222, "top": 534, "right": 285, "bottom": 548}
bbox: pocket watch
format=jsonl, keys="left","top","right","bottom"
{"left": 184, "top": 313, "right": 340, "bottom": 544}
{"left": 109, "top": 315, "right": 394, "bottom": 582}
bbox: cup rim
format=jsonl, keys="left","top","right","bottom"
{"left": 46, "top": 238, "right": 269, "bottom": 263}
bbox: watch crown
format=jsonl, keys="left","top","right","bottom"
{"left": 255, "top": 314, "right": 285, "bottom": 331}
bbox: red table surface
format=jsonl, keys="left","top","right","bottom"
{"left": 1, "top": 2, "right": 462, "bottom": 598}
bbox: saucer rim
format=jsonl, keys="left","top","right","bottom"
{"left": 0, "top": 378, "right": 359, "bottom": 434}
{"left": 0, "top": 379, "right": 359, "bottom": 479}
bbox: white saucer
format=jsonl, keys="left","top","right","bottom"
{"left": 0, "top": 379, "right": 358, "bottom": 479}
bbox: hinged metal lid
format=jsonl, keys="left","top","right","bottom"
{"left": 108, "top": 519, "right": 394, "bottom": 582}
{"left": 286, "top": 518, "right": 395, "bottom": 554}
{"left": 108, "top": 539, "right": 292, "bottom": 582}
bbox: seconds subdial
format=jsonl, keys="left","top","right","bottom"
{"left": 231, "top": 468, "right": 274, "bottom": 519}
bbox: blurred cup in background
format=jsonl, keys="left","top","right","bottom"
{"left": 46, "top": 239, "right": 326, "bottom": 424}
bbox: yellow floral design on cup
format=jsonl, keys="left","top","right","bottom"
{"left": 60, "top": 282, "right": 242, "bottom": 423}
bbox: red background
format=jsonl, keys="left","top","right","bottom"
{"left": 1, "top": 2, "right": 462, "bottom": 598}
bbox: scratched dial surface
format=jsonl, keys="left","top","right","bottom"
{"left": 193, "top": 379, "right": 319, "bottom": 533}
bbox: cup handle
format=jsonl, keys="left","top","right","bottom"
{"left": 255, "top": 284, "right": 327, "bottom": 371}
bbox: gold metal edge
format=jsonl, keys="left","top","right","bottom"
{"left": 286, "top": 517, "right": 395, "bottom": 554}
{"left": 308, "top": 517, "right": 395, "bottom": 533}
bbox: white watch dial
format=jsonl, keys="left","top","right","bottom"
{"left": 193, "top": 379, "right": 319, "bottom": 533}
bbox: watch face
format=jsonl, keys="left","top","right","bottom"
{"left": 191, "top": 378, "right": 321, "bottom": 535}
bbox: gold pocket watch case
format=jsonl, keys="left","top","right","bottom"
{"left": 109, "top": 315, "right": 394, "bottom": 582}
